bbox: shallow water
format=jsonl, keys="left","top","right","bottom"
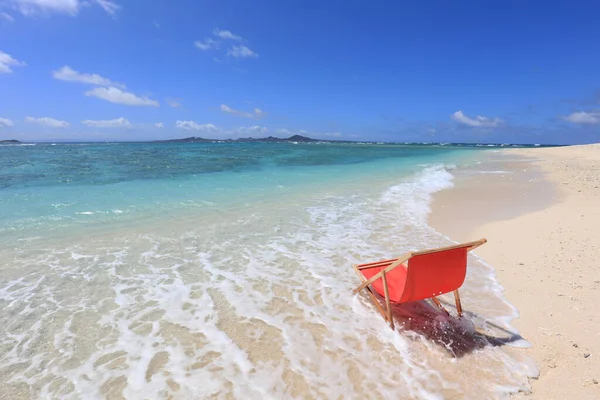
{"left": 0, "top": 142, "right": 536, "bottom": 399}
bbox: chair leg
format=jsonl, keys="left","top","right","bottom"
{"left": 453, "top": 290, "right": 463, "bottom": 317}
{"left": 431, "top": 297, "right": 450, "bottom": 316}
{"left": 381, "top": 272, "right": 394, "bottom": 330}
{"left": 353, "top": 265, "right": 389, "bottom": 324}
{"left": 366, "top": 287, "right": 388, "bottom": 323}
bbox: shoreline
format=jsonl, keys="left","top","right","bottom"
{"left": 430, "top": 144, "right": 600, "bottom": 398}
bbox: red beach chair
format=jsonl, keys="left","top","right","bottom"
{"left": 353, "top": 239, "right": 487, "bottom": 330}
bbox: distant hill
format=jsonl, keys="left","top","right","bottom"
{"left": 154, "top": 137, "right": 213, "bottom": 143}
{"left": 289, "top": 135, "right": 319, "bottom": 142}
{"left": 155, "top": 134, "right": 322, "bottom": 143}
{"left": 0, "top": 139, "right": 21, "bottom": 144}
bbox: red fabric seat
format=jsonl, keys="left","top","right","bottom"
{"left": 353, "top": 239, "right": 486, "bottom": 330}
{"left": 357, "top": 247, "right": 468, "bottom": 304}
{"left": 361, "top": 261, "right": 408, "bottom": 303}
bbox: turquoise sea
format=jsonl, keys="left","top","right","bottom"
{"left": 0, "top": 142, "right": 536, "bottom": 399}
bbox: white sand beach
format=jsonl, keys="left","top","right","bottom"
{"left": 431, "top": 144, "right": 600, "bottom": 398}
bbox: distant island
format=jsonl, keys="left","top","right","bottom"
{"left": 0, "top": 139, "right": 21, "bottom": 144}
{"left": 154, "top": 134, "right": 323, "bottom": 143}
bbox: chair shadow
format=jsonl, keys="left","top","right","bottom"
{"left": 387, "top": 299, "right": 525, "bottom": 358}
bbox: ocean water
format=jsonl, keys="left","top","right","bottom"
{"left": 0, "top": 142, "right": 536, "bottom": 399}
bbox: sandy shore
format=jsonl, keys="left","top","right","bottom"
{"left": 430, "top": 144, "right": 600, "bottom": 398}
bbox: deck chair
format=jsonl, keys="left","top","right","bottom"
{"left": 353, "top": 239, "right": 487, "bottom": 330}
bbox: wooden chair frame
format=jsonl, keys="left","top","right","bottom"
{"left": 353, "top": 239, "right": 487, "bottom": 330}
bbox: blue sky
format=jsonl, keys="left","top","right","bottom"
{"left": 1, "top": 0, "right": 599, "bottom": 144}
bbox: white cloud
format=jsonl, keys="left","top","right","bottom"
{"left": 166, "top": 97, "right": 182, "bottom": 108}
{"left": 25, "top": 116, "right": 69, "bottom": 128}
{"left": 220, "top": 104, "right": 265, "bottom": 119}
{"left": 235, "top": 125, "right": 269, "bottom": 135}
{"left": 227, "top": 45, "right": 258, "bottom": 59}
{"left": 213, "top": 28, "right": 242, "bottom": 41}
{"left": 155, "top": 122, "right": 164, "bottom": 128}
{"left": 94, "top": 0, "right": 119, "bottom": 15}
{"left": 85, "top": 87, "right": 159, "bottom": 107}
{"left": 324, "top": 132, "right": 342, "bottom": 138}
{"left": 0, "top": 50, "right": 26, "bottom": 73}
{"left": 451, "top": 110, "right": 502, "bottom": 127}
{"left": 276, "top": 128, "right": 293, "bottom": 135}
{"left": 52, "top": 65, "right": 125, "bottom": 88}
{"left": 563, "top": 110, "right": 600, "bottom": 124}
{"left": 194, "top": 38, "right": 218, "bottom": 51}
{"left": 197, "top": 29, "right": 256, "bottom": 60}
{"left": 1, "top": 12, "right": 14, "bottom": 21}
{"left": 0, "top": 117, "right": 14, "bottom": 127}
{"left": 153, "top": 20, "right": 160, "bottom": 28}
{"left": 81, "top": 117, "right": 132, "bottom": 128}
{"left": 14, "top": 0, "right": 80, "bottom": 15}
{"left": 175, "top": 121, "right": 220, "bottom": 132}
{"left": 54, "top": 67, "right": 158, "bottom": 109}
{"left": 173, "top": 122, "right": 269, "bottom": 138}
{"left": 11, "top": 0, "right": 119, "bottom": 16}
{"left": 220, "top": 104, "right": 253, "bottom": 118}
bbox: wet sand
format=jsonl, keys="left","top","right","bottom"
{"left": 430, "top": 144, "right": 600, "bottom": 398}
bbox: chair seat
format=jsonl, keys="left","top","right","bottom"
{"left": 360, "top": 262, "right": 408, "bottom": 303}
{"left": 353, "top": 239, "right": 487, "bottom": 330}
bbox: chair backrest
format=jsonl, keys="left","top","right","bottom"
{"left": 399, "top": 246, "right": 469, "bottom": 303}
